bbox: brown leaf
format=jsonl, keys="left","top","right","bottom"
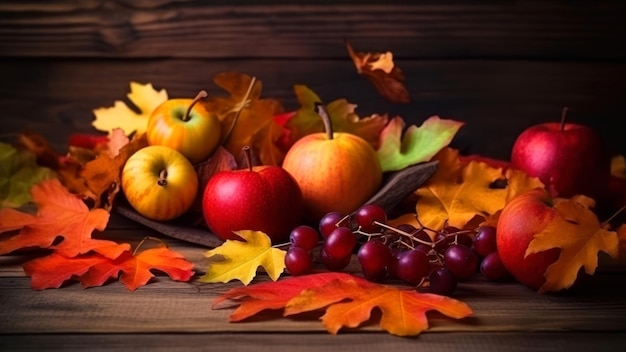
{"left": 346, "top": 40, "right": 410, "bottom": 104}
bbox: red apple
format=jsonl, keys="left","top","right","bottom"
{"left": 496, "top": 188, "right": 560, "bottom": 290}
{"left": 202, "top": 147, "right": 303, "bottom": 243}
{"left": 281, "top": 103, "right": 382, "bottom": 222}
{"left": 510, "top": 108, "right": 610, "bottom": 200}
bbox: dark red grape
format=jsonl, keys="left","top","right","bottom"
{"left": 357, "top": 240, "right": 391, "bottom": 282}
{"left": 320, "top": 248, "right": 351, "bottom": 271}
{"left": 285, "top": 247, "right": 313, "bottom": 276}
{"left": 289, "top": 225, "right": 320, "bottom": 251}
{"left": 443, "top": 244, "right": 478, "bottom": 280}
{"left": 323, "top": 227, "right": 357, "bottom": 259}
{"left": 355, "top": 204, "right": 387, "bottom": 233}
{"left": 396, "top": 249, "right": 430, "bottom": 285}
{"left": 395, "top": 223, "right": 417, "bottom": 234}
{"left": 480, "top": 252, "right": 509, "bottom": 281}
{"left": 387, "top": 247, "right": 406, "bottom": 279}
{"left": 429, "top": 267, "right": 457, "bottom": 296}
{"left": 319, "top": 211, "right": 348, "bottom": 238}
{"left": 473, "top": 226, "right": 497, "bottom": 257}
{"left": 455, "top": 233, "right": 474, "bottom": 248}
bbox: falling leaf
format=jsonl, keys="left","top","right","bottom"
{"left": 284, "top": 85, "right": 388, "bottom": 149}
{"left": 213, "top": 272, "right": 353, "bottom": 322}
{"left": 526, "top": 197, "right": 620, "bottom": 292}
{"left": 23, "top": 246, "right": 194, "bottom": 291}
{"left": 0, "top": 179, "right": 125, "bottom": 258}
{"left": 0, "top": 143, "right": 55, "bottom": 208}
{"left": 376, "top": 116, "right": 465, "bottom": 172}
{"left": 346, "top": 40, "right": 410, "bottom": 104}
{"left": 204, "top": 72, "right": 286, "bottom": 166}
{"left": 92, "top": 82, "right": 168, "bottom": 135}
{"left": 198, "top": 230, "right": 286, "bottom": 285}
{"left": 213, "top": 272, "right": 472, "bottom": 336}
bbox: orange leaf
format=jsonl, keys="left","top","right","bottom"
{"left": 80, "top": 247, "right": 194, "bottom": 291}
{"left": 285, "top": 278, "right": 472, "bottom": 336}
{"left": 22, "top": 246, "right": 194, "bottom": 291}
{"left": 213, "top": 272, "right": 355, "bottom": 322}
{"left": 526, "top": 196, "right": 620, "bottom": 292}
{"left": 618, "top": 224, "right": 626, "bottom": 259}
{"left": 213, "top": 272, "right": 472, "bottom": 336}
{"left": 0, "top": 179, "right": 125, "bottom": 258}
{"left": 23, "top": 251, "right": 114, "bottom": 290}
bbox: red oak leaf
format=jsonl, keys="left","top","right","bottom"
{"left": 0, "top": 179, "right": 123, "bottom": 258}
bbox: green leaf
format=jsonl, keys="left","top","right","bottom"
{"left": 377, "top": 116, "right": 464, "bottom": 172}
{"left": 0, "top": 143, "right": 56, "bottom": 208}
{"left": 285, "top": 85, "right": 388, "bottom": 148}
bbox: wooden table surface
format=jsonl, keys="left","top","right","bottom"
{"left": 2, "top": 1, "right": 626, "bottom": 351}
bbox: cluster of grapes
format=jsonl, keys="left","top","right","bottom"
{"left": 284, "top": 204, "right": 509, "bottom": 296}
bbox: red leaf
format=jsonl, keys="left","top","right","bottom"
{"left": 23, "top": 251, "right": 111, "bottom": 290}
{"left": 213, "top": 272, "right": 363, "bottom": 322}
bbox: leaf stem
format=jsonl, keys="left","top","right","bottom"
{"left": 221, "top": 76, "right": 257, "bottom": 145}
{"left": 133, "top": 236, "right": 167, "bottom": 256}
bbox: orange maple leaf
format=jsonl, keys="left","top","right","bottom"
{"left": 23, "top": 246, "right": 194, "bottom": 291}
{"left": 213, "top": 272, "right": 352, "bottom": 321}
{"left": 0, "top": 179, "right": 125, "bottom": 258}
{"left": 285, "top": 277, "right": 472, "bottom": 336}
{"left": 526, "top": 196, "right": 620, "bottom": 293}
{"left": 213, "top": 272, "right": 472, "bottom": 336}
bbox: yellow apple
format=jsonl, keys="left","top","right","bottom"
{"left": 121, "top": 145, "right": 198, "bottom": 221}
{"left": 146, "top": 90, "right": 221, "bottom": 164}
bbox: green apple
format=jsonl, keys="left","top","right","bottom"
{"left": 121, "top": 145, "right": 198, "bottom": 221}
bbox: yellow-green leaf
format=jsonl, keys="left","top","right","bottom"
{"left": 0, "top": 143, "right": 55, "bottom": 208}
{"left": 92, "top": 82, "right": 168, "bottom": 135}
{"left": 199, "top": 230, "right": 286, "bottom": 285}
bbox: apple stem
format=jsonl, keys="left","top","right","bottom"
{"left": 242, "top": 146, "right": 253, "bottom": 172}
{"left": 157, "top": 169, "right": 168, "bottom": 186}
{"left": 560, "top": 106, "right": 569, "bottom": 131}
{"left": 314, "top": 102, "right": 333, "bottom": 140}
{"left": 183, "top": 90, "right": 209, "bottom": 122}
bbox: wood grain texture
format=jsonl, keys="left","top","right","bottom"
{"left": 2, "top": 332, "right": 626, "bottom": 352}
{"left": 1, "top": 1, "right": 625, "bottom": 60}
{"left": 1, "top": 59, "right": 624, "bottom": 161}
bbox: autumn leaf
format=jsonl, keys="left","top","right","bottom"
{"left": 198, "top": 230, "right": 286, "bottom": 285}
{"left": 286, "top": 278, "right": 472, "bottom": 336}
{"left": 346, "top": 40, "right": 410, "bottom": 104}
{"left": 80, "top": 246, "right": 195, "bottom": 291}
{"left": 23, "top": 245, "right": 194, "bottom": 291}
{"left": 213, "top": 272, "right": 355, "bottom": 322}
{"left": 611, "top": 155, "right": 626, "bottom": 179}
{"left": 204, "top": 72, "right": 285, "bottom": 166}
{"left": 0, "top": 142, "right": 55, "bottom": 208}
{"left": 92, "top": 82, "right": 168, "bottom": 135}
{"left": 0, "top": 179, "right": 125, "bottom": 258}
{"left": 617, "top": 224, "right": 626, "bottom": 260}
{"left": 284, "top": 85, "right": 388, "bottom": 149}
{"left": 526, "top": 197, "right": 620, "bottom": 293}
{"left": 213, "top": 272, "right": 472, "bottom": 336}
{"left": 79, "top": 133, "right": 149, "bottom": 209}
{"left": 376, "top": 116, "right": 465, "bottom": 172}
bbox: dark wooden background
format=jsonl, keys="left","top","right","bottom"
{"left": 1, "top": 0, "right": 625, "bottom": 160}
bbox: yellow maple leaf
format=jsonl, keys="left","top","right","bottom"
{"left": 198, "top": 230, "right": 286, "bottom": 285}
{"left": 526, "top": 197, "right": 619, "bottom": 293}
{"left": 92, "top": 82, "right": 168, "bottom": 135}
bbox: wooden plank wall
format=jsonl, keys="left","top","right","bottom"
{"left": 0, "top": 0, "right": 625, "bottom": 160}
